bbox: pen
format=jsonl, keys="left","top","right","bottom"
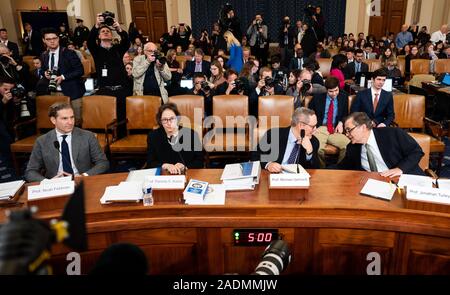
{"left": 297, "top": 164, "right": 300, "bottom": 174}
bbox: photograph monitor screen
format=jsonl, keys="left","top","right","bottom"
{"left": 85, "top": 78, "right": 94, "bottom": 91}
{"left": 382, "top": 78, "right": 393, "bottom": 92}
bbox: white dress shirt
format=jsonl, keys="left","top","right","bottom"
{"left": 56, "top": 130, "right": 79, "bottom": 175}
{"left": 361, "top": 130, "right": 389, "bottom": 172}
{"left": 370, "top": 87, "right": 381, "bottom": 105}
{"left": 430, "top": 30, "right": 446, "bottom": 44}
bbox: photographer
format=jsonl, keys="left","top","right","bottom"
{"left": 132, "top": 42, "right": 171, "bottom": 103}
{"left": 289, "top": 69, "right": 326, "bottom": 109}
{"left": 175, "top": 23, "right": 192, "bottom": 51}
{"left": 219, "top": 4, "right": 242, "bottom": 39}
{"left": 0, "top": 44, "right": 28, "bottom": 90}
{"left": 189, "top": 73, "right": 213, "bottom": 116}
{"left": 159, "top": 25, "right": 177, "bottom": 54}
{"left": 0, "top": 78, "right": 16, "bottom": 153}
{"left": 246, "top": 14, "right": 268, "bottom": 66}
{"left": 278, "top": 16, "right": 296, "bottom": 67}
{"left": 215, "top": 68, "right": 248, "bottom": 96}
{"left": 198, "top": 29, "right": 211, "bottom": 55}
{"left": 312, "top": 6, "right": 325, "bottom": 42}
{"left": 249, "top": 67, "right": 284, "bottom": 117}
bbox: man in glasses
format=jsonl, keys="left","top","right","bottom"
{"left": 255, "top": 107, "right": 320, "bottom": 172}
{"left": 338, "top": 112, "right": 425, "bottom": 177}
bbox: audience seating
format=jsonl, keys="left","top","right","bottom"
{"left": 168, "top": 95, "right": 205, "bottom": 138}
{"left": 22, "top": 55, "right": 35, "bottom": 72}
{"left": 410, "top": 59, "right": 430, "bottom": 76}
{"left": 175, "top": 55, "right": 188, "bottom": 69}
{"left": 397, "top": 55, "right": 405, "bottom": 77}
{"left": 408, "top": 74, "right": 435, "bottom": 88}
{"left": 10, "top": 95, "right": 70, "bottom": 175}
{"left": 434, "top": 59, "right": 450, "bottom": 74}
{"left": 365, "top": 59, "right": 382, "bottom": 72}
{"left": 203, "top": 55, "right": 212, "bottom": 62}
{"left": 408, "top": 132, "right": 434, "bottom": 175}
{"left": 317, "top": 58, "right": 331, "bottom": 78}
{"left": 82, "top": 59, "right": 91, "bottom": 78}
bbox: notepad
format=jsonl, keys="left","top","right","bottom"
{"left": 398, "top": 174, "right": 434, "bottom": 189}
{"left": 100, "top": 181, "right": 143, "bottom": 204}
{"left": 360, "top": 179, "right": 396, "bottom": 201}
{"left": 0, "top": 180, "right": 25, "bottom": 200}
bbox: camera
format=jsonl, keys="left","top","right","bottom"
{"left": 264, "top": 76, "right": 282, "bottom": 89}
{"left": 200, "top": 81, "right": 211, "bottom": 92}
{"left": 252, "top": 239, "right": 291, "bottom": 275}
{"left": 48, "top": 67, "right": 59, "bottom": 92}
{"left": 101, "top": 11, "right": 115, "bottom": 26}
{"left": 304, "top": 4, "right": 316, "bottom": 16}
{"left": 11, "top": 84, "right": 31, "bottom": 119}
{"left": 0, "top": 54, "right": 10, "bottom": 65}
{"left": 300, "top": 79, "right": 312, "bottom": 94}
{"left": 153, "top": 51, "right": 167, "bottom": 65}
{"left": 233, "top": 78, "right": 246, "bottom": 92}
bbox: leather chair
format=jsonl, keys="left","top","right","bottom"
{"left": 408, "top": 132, "right": 436, "bottom": 177}
{"left": 397, "top": 55, "right": 405, "bottom": 77}
{"left": 203, "top": 95, "right": 250, "bottom": 165}
{"left": 82, "top": 95, "right": 116, "bottom": 152}
{"left": 22, "top": 55, "right": 35, "bottom": 72}
{"left": 10, "top": 95, "right": 70, "bottom": 174}
{"left": 175, "top": 55, "right": 188, "bottom": 69}
{"left": 108, "top": 96, "right": 161, "bottom": 162}
{"left": 168, "top": 95, "right": 204, "bottom": 138}
{"left": 410, "top": 59, "right": 430, "bottom": 76}
{"left": 317, "top": 58, "right": 331, "bottom": 78}
{"left": 203, "top": 55, "right": 212, "bottom": 62}
{"left": 365, "top": 59, "right": 382, "bottom": 72}
{"left": 81, "top": 59, "right": 91, "bottom": 78}
{"left": 434, "top": 59, "right": 450, "bottom": 74}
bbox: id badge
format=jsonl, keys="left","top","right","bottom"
{"left": 102, "top": 68, "right": 108, "bottom": 77}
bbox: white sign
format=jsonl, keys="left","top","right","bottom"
{"left": 269, "top": 174, "right": 310, "bottom": 188}
{"left": 145, "top": 175, "right": 186, "bottom": 189}
{"left": 28, "top": 181, "right": 75, "bottom": 200}
{"left": 407, "top": 185, "right": 450, "bottom": 206}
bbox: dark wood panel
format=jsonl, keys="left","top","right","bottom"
{"left": 132, "top": 1, "right": 147, "bottom": 15}
{"left": 369, "top": 0, "right": 407, "bottom": 39}
{"left": 143, "top": 244, "right": 197, "bottom": 274}
{"left": 116, "top": 228, "right": 197, "bottom": 245}
{"left": 131, "top": 0, "right": 167, "bottom": 42}
{"left": 152, "top": 0, "right": 166, "bottom": 13}
{"left": 407, "top": 251, "right": 450, "bottom": 274}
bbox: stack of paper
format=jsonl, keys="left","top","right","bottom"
{"left": 220, "top": 161, "right": 261, "bottom": 191}
{"left": 0, "top": 180, "right": 25, "bottom": 201}
{"left": 437, "top": 179, "right": 450, "bottom": 190}
{"left": 398, "top": 174, "right": 434, "bottom": 189}
{"left": 100, "top": 181, "right": 143, "bottom": 204}
{"left": 360, "top": 178, "right": 397, "bottom": 201}
{"left": 183, "top": 179, "right": 208, "bottom": 204}
{"left": 184, "top": 184, "right": 226, "bottom": 205}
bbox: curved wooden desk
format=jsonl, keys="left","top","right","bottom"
{"left": 4, "top": 169, "right": 450, "bottom": 275}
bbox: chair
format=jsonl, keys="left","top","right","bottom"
{"left": 108, "top": 96, "right": 161, "bottom": 162}
{"left": 317, "top": 58, "right": 331, "bottom": 78}
{"left": 203, "top": 95, "right": 250, "bottom": 166}
{"left": 10, "top": 95, "right": 70, "bottom": 174}
{"left": 81, "top": 59, "right": 91, "bottom": 78}
{"left": 203, "top": 55, "right": 212, "bottom": 62}
{"left": 408, "top": 132, "right": 436, "bottom": 176}
{"left": 22, "top": 55, "right": 35, "bottom": 72}
{"left": 82, "top": 95, "right": 117, "bottom": 152}
{"left": 410, "top": 59, "right": 430, "bottom": 76}
{"left": 397, "top": 55, "right": 406, "bottom": 77}
{"left": 168, "top": 95, "right": 204, "bottom": 138}
{"left": 407, "top": 74, "right": 435, "bottom": 88}
{"left": 176, "top": 55, "right": 188, "bottom": 69}
{"left": 365, "top": 59, "right": 382, "bottom": 72}
{"left": 434, "top": 59, "right": 450, "bottom": 74}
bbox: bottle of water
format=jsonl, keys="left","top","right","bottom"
{"left": 143, "top": 183, "right": 154, "bottom": 206}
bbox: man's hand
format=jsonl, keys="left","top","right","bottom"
{"left": 174, "top": 163, "right": 186, "bottom": 173}
{"left": 96, "top": 14, "right": 104, "bottom": 28}
{"left": 256, "top": 78, "right": 265, "bottom": 91}
{"left": 335, "top": 122, "right": 344, "bottom": 134}
{"left": 300, "top": 137, "right": 313, "bottom": 155}
{"left": 163, "top": 163, "right": 182, "bottom": 175}
{"left": 52, "top": 171, "right": 72, "bottom": 179}
{"left": 44, "top": 70, "right": 51, "bottom": 80}
{"left": 55, "top": 76, "right": 64, "bottom": 85}
{"left": 112, "top": 20, "right": 122, "bottom": 32}
{"left": 1, "top": 91, "right": 12, "bottom": 104}
{"left": 155, "top": 59, "right": 163, "bottom": 68}
{"left": 267, "top": 162, "right": 282, "bottom": 173}
{"left": 380, "top": 168, "right": 403, "bottom": 178}
{"left": 225, "top": 82, "right": 236, "bottom": 95}
{"left": 2, "top": 55, "right": 16, "bottom": 66}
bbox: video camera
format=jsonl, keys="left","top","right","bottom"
{"left": 101, "top": 11, "right": 115, "bottom": 27}
{"left": 252, "top": 239, "right": 291, "bottom": 275}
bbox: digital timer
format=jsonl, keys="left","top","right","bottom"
{"left": 233, "top": 229, "right": 279, "bottom": 246}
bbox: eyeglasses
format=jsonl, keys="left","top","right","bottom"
{"left": 299, "top": 121, "right": 317, "bottom": 129}
{"left": 344, "top": 125, "right": 358, "bottom": 135}
{"left": 160, "top": 117, "right": 177, "bottom": 124}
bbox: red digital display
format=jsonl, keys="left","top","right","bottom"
{"left": 233, "top": 229, "right": 279, "bottom": 246}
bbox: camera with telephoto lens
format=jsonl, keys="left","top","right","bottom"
{"left": 200, "top": 81, "right": 211, "bottom": 92}
{"left": 264, "top": 76, "right": 282, "bottom": 89}
{"left": 48, "top": 67, "right": 58, "bottom": 92}
{"left": 252, "top": 239, "right": 291, "bottom": 275}
{"left": 101, "top": 11, "right": 115, "bottom": 26}
{"left": 153, "top": 51, "right": 167, "bottom": 65}
{"left": 11, "top": 84, "right": 31, "bottom": 119}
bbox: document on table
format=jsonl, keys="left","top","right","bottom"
{"left": 360, "top": 178, "right": 396, "bottom": 201}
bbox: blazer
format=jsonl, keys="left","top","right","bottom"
{"left": 147, "top": 126, "right": 204, "bottom": 169}
{"left": 308, "top": 92, "right": 349, "bottom": 128}
{"left": 22, "top": 30, "right": 43, "bottom": 56}
{"left": 344, "top": 61, "right": 369, "bottom": 79}
{"left": 254, "top": 127, "right": 320, "bottom": 169}
{"left": 25, "top": 128, "right": 110, "bottom": 182}
{"left": 40, "top": 47, "right": 86, "bottom": 99}
{"left": 227, "top": 44, "right": 243, "bottom": 74}
{"left": 338, "top": 127, "right": 425, "bottom": 175}
{"left": 288, "top": 56, "right": 309, "bottom": 71}
{"left": 350, "top": 88, "right": 394, "bottom": 126}
{"left": 5, "top": 41, "right": 20, "bottom": 62}
{"left": 183, "top": 60, "right": 211, "bottom": 79}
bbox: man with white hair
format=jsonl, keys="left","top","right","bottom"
{"left": 430, "top": 24, "right": 448, "bottom": 45}
{"left": 395, "top": 24, "right": 413, "bottom": 50}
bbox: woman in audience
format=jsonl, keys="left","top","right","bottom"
{"left": 176, "top": 45, "right": 183, "bottom": 56}
{"left": 286, "top": 69, "right": 302, "bottom": 97}
{"left": 422, "top": 42, "right": 439, "bottom": 73}
{"left": 356, "top": 38, "right": 366, "bottom": 49}
{"left": 304, "top": 60, "right": 324, "bottom": 86}
{"left": 166, "top": 49, "right": 183, "bottom": 83}
{"left": 380, "top": 47, "right": 396, "bottom": 66}
{"left": 405, "top": 44, "right": 421, "bottom": 78}
{"left": 224, "top": 30, "right": 243, "bottom": 73}
{"left": 383, "top": 57, "right": 402, "bottom": 78}
{"left": 330, "top": 54, "right": 347, "bottom": 89}
{"left": 216, "top": 55, "right": 227, "bottom": 70}
{"left": 147, "top": 103, "right": 203, "bottom": 174}
{"left": 399, "top": 43, "right": 409, "bottom": 56}
{"left": 239, "top": 60, "right": 258, "bottom": 88}
{"left": 208, "top": 59, "right": 226, "bottom": 89}
{"left": 347, "top": 39, "right": 356, "bottom": 50}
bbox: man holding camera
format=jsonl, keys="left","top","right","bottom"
{"left": 189, "top": 73, "right": 213, "bottom": 116}
{"left": 0, "top": 78, "right": 16, "bottom": 181}
{"left": 249, "top": 67, "right": 284, "bottom": 118}
{"left": 0, "top": 44, "right": 28, "bottom": 89}
{"left": 0, "top": 28, "right": 19, "bottom": 62}
{"left": 246, "top": 14, "right": 268, "bottom": 66}
{"left": 278, "top": 16, "right": 296, "bottom": 67}
{"left": 132, "top": 42, "right": 171, "bottom": 103}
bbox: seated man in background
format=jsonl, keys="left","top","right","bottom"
{"left": 188, "top": 73, "right": 213, "bottom": 117}
{"left": 308, "top": 77, "right": 350, "bottom": 168}
{"left": 25, "top": 102, "right": 109, "bottom": 182}
{"left": 350, "top": 68, "right": 394, "bottom": 127}
{"left": 338, "top": 112, "right": 424, "bottom": 177}
{"left": 344, "top": 49, "right": 369, "bottom": 80}
{"left": 255, "top": 107, "right": 320, "bottom": 172}
{"left": 183, "top": 48, "right": 211, "bottom": 79}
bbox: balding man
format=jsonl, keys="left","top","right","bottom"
{"left": 132, "top": 42, "right": 171, "bottom": 103}
{"left": 395, "top": 24, "right": 413, "bottom": 49}
{"left": 430, "top": 24, "right": 448, "bottom": 45}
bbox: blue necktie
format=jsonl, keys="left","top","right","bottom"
{"left": 287, "top": 141, "right": 300, "bottom": 164}
{"left": 61, "top": 135, "right": 74, "bottom": 174}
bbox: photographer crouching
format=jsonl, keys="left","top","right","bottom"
{"left": 189, "top": 73, "right": 213, "bottom": 117}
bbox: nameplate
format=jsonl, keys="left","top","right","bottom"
{"left": 28, "top": 181, "right": 75, "bottom": 201}
{"left": 269, "top": 174, "right": 310, "bottom": 188}
{"left": 145, "top": 175, "right": 186, "bottom": 189}
{"left": 406, "top": 185, "right": 450, "bottom": 206}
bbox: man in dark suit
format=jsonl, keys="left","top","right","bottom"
{"left": 350, "top": 68, "right": 394, "bottom": 127}
{"left": 0, "top": 28, "right": 19, "bottom": 62}
{"left": 22, "top": 23, "right": 42, "bottom": 56}
{"left": 39, "top": 27, "right": 85, "bottom": 100}
{"left": 278, "top": 16, "right": 296, "bottom": 67}
{"left": 248, "top": 67, "right": 284, "bottom": 118}
{"left": 73, "top": 19, "right": 90, "bottom": 48}
{"left": 308, "top": 77, "right": 350, "bottom": 167}
{"left": 25, "top": 102, "right": 109, "bottom": 182}
{"left": 288, "top": 43, "right": 309, "bottom": 71}
{"left": 344, "top": 49, "right": 369, "bottom": 80}
{"left": 183, "top": 48, "right": 211, "bottom": 79}
{"left": 338, "top": 112, "right": 424, "bottom": 177}
{"left": 255, "top": 107, "right": 320, "bottom": 172}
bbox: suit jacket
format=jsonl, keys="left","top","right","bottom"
{"left": 147, "top": 126, "right": 204, "bottom": 169}
{"left": 344, "top": 61, "right": 369, "bottom": 79}
{"left": 338, "top": 128, "right": 425, "bottom": 175}
{"left": 350, "top": 88, "right": 394, "bottom": 126}
{"left": 288, "top": 56, "right": 309, "bottom": 71}
{"left": 255, "top": 127, "right": 320, "bottom": 169}
{"left": 183, "top": 60, "right": 211, "bottom": 79}
{"left": 5, "top": 41, "right": 19, "bottom": 62}
{"left": 23, "top": 30, "right": 43, "bottom": 56}
{"left": 40, "top": 47, "right": 85, "bottom": 99}
{"left": 308, "top": 92, "right": 349, "bottom": 128}
{"left": 25, "top": 127, "right": 110, "bottom": 182}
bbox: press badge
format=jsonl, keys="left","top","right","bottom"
{"left": 102, "top": 68, "right": 108, "bottom": 77}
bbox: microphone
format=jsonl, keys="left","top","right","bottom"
{"left": 167, "top": 135, "right": 188, "bottom": 175}
{"left": 53, "top": 140, "right": 73, "bottom": 176}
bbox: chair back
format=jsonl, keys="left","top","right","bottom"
{"left": 348, "top": 95, "right": 356, "bottom": 113}
{"left": 393, "top": 94, "right": 425, "bottom": 129}
{"left": 203, "top": 55, "right": 212, "bottom": 62}
{"left": 168, "top": 95, "right": 204, "bottom": 130}
{"left": 408, "top": 132, "right": 430, "bottom": 170}
{"left": 22, "top": 55, "right": 35, "bottom": 71}
{"left": 82, "top": 59, "right": 91, "bottom": 77}
{"left": 126, "top": 96, "right": 161, "bottom": 130}
{"left": 397, "top": 55, "right": 405, "bottom": 77}
{"left": 36, "top": 95, "right": 71, "bottom": 129}
{"left": 82, "top": 96, "right": 116, "bottom": 129}
{"left": 410, "top": 59, "right": 430, "bottom": 76}
{"left": 366, "top": 59, "right": 382, "bottom": 72}
{"left": 434, "top": 59, "right": 450, "bottom": 74}
{"left": 317, "top": 58, "right": 331, "bottom": 78}
{"left": 258, "top": 95, "right": 294, "bottom": 129}
{"left": 212, "top": 95, "right": 248, "bottom": 128}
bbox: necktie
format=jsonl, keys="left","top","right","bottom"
{"left": 287, "top": 141, "right": 300, "bottom": 164}
{"left": 50, "top": 53, "right": 55, "bottom": 70}
{"left": 355, "top": 63, "right": 360, "bottom": 73}
{"left": 298, "top": 58, "right": 302, "bottom": 69}
{"left": 373, "top": 93, "right": 379, "bottom": 112}
{"left": 327, "top": 98, "right": 334, "bottom": 134}
{"left": 365, "top": 144, "right": 378, "bottom": 172}
{"left": 61, "top": 135, "right": 74, "bottom": 174}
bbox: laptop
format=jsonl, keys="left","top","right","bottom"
{"left": 355, "top": 72, "right": 372, "bottom": 86}
{"left": 442, "top": 73, "right": 450, "bottom": 86}
{"left": 392, "top": 77, "right": 405, "bottom": 87}
{"left": 382, "top": 78, "right": 392, "bottom": 92}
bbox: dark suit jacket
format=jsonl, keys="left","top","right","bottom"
{"left": 40, "top": 47, "right": 85, "bottom": 99}
{"left": 183, "top": 60, "right": 211, "bottom": 79}
{"left": 338, "top": 127, "right": 425, "bottom": 175}
{"left": 147, "top": 126, "right": 204, "bottom": 169}
{"left": 25, "top": 127, "right": 110, "bottom": 182}
{"left": 255, "top": 127, "right": 320, "bottom": 169}
{"left": 23, "top": 30, "right": 42, "bottom": 56}
{"left": 5, "top": 41, "right": 19, "bottom": 62}
{"left": 344, "top": 61, "right": 369, "bottom": 79}
{"left": 288, "top": 56, "right": 309, "bottom": 71}
{"left": 308, "top": 92, "right": 349, "bottom": 128}
{"left": 350, "top": 88, "right": 394, "bottom": 126}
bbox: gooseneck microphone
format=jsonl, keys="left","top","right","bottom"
{"left": 295, "top": 129, "right": 306, "bottom": 172}
{"left": 53, "top": 140, "right": 74, "bottom": 176}
{"left": 168, "top": 135, "right": 188, "bottom": 175}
